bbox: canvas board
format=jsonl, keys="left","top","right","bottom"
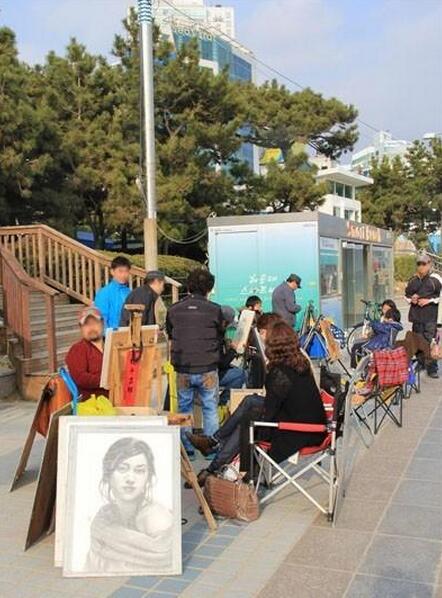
{"left": 100, "top": 325, "right": 159, "bottom": 389}
{"left": 55, "top": 415, "right": 168, "bottom": 567}
{"left": 232, "top": 309, "right": 255, "bottom": 354}
{"left": 62, "top": 421, "right": 181, "bottom": 577}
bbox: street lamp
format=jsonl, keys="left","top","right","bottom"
{"left": 138, "top": 0, "right": 158, "bottom": 270}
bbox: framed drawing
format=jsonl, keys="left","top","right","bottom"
{"left": 232, "top": 309, "right": 255, "bottom": 354}
{"left": 61, "top": 421, "right": 181, "bottom": 577}
{"left": 55, "top": 415, "right": 168, "bottom": 567}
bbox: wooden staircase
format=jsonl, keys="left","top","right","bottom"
{"left": 0, "top": 225, "right": 181, "bottom": 400}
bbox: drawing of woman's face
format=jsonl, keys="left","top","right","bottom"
{"left": 110, "top": 453, "right": 149, "bottom": 503}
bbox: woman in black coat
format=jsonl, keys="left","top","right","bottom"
{"left": 262, "top": 322, "right": 327, "bottom": 464}
{"left": 188, "top": 321, "right": 327, "bottom": 483}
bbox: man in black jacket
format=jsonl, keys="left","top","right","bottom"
{"left": 405, "top": 253, "right": 441, "bottom": 378}
{"left": 166, "top": 268, "right": 224, "bottom": 458}
{"left": 120, "top": 270, "right": 165, "bottom": 327}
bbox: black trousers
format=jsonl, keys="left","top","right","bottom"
{"left": 208, "top": 394, "right": 265, "bottom": 473}
{"left": 412, "top": 321, "right": 438, "bottom": 373}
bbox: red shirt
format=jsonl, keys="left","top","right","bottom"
{"left": 65, "top": 339, "right": 108, "bottom": 400}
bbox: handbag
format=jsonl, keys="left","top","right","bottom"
{"left": 204, "top": 474, "right": 260, "bottom": 522}
{"left": 430, "top": 334, "right": 441, "bottom": 360}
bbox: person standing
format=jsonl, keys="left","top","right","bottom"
{"left": 120, "top": 270, "right": 165, "bottom": 327}
{"left": 94, "top": 256, "right": 131, "bottom": 332}
{"left": 272, "top": 274, "right": 302, "bottom": 327}
{"left": 166, "top": 268, "right": 224, "bottom": 459}
{"left": 405, "top": 253, "right": 441, "bottom": 378}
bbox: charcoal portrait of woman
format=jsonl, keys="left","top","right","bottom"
{"left": 86, "top": 437, "right": 173, "bottom": 573}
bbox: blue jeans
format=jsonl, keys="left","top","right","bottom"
{"left": 177, "top": 370, "right": 219, "bottom": 453}
{"left": 219, "top": 367, "right": 246, "bottom": 405}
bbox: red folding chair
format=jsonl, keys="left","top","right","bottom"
{"left": 249, "top": 389, "right": 340, "bottom": 520}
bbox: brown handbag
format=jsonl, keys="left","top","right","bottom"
{"left": 204, "top": 474, "right": 260, "bottom": 522}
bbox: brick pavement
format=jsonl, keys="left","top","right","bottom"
{"left": 0, "top": 368, "right": 441, "bottom": 598}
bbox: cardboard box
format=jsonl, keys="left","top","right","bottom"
{"left": 229, "top": 388, "right": 265, "bottom": 413}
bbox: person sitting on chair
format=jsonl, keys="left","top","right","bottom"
{"left": 188, "top": 322, "right": 327, "bottom": 486}
{"left": 350, "top": 306, "right": 403, "bottom": 368}
{"left": 218, "top": 306, "right": 246, "bottom": 406}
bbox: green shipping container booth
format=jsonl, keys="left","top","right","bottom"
{"left": 208, "top": 212, "right": 394, "bottom": 330}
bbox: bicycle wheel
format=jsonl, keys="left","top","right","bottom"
{"left": 346, "top": 323, "right": 365, "bottom": 356}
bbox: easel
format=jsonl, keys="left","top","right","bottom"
{"left": 105, "top": 305, "right": 217, "bottom": 531}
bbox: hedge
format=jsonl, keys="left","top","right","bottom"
{"left": 394, "top": 255, "right": 416, "bottom": 282}
{"left": 102, "top": 251, "right": 202, "bottom": 281}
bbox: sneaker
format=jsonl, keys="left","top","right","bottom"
{"left": 186, "top": 433, "right": 217, "bottom": 457}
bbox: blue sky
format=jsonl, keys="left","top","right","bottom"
{"left": 1, "top": 0, "right": 441, "bottom": 152}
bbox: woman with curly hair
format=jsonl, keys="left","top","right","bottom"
{"left": 189, "top": 321, "right": 327, "bottom": 484}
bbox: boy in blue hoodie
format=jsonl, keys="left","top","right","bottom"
{"left": 94, "top": 256, "right": 131, "bottom": 332}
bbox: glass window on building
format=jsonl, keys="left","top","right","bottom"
{"left": 231, "top": 54, "right": 252, "bottom": 81}
{"left": 372, "top": 247, "right": 393, "bottom": 304}
{"left": 200, "top": 39, "right": 214, "bottom": 61}
{"left": 335, "top": 182, "right": 344, "bottom": 197}
{"left": 344, "top": 209, "right": 352, "bottom": 220}
{"left": 344, "top": 184, "right": 353, "bottom": 199}
{"left": 333, "top": 206, "right": 341, "bottom": 218}
{"left": 319, "top": 238, "right": 340, "bottom": 297}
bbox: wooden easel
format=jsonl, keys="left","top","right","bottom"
{"left": 108, "top": 306, "right": 217, "bottom": 531}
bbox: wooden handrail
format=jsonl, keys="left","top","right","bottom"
{"left": 0, "top": 224, "right": 181, "bottom": 306}
{"left": 0, "top": 246, "right": 58, "bottom": 372}
{"left": 0, "top": 224, "right": 181, "bottom": 288}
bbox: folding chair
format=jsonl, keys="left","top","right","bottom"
{"left": 249, "top": 389, "right": 342, "bottom": 520}
{"left": 353, "top": 347, "right": 408, "bottom": 434}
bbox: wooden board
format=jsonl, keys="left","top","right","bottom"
{"left": 25, "top": 403, "right": 71, "bottom": 550}
{"left": 229, "top": 388, "right": 266, "bottom": 414}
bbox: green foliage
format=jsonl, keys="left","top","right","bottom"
{"left": 394, "top": 255, "right": 416, "bottom": 282}
{"left": 102, "top": 251, "right": 201, "bottom": 280}
{"left": 0, "top": 16, "right": 359, "bottom": 256}
{"left": 242, "top": 80, "right": 358, "bottom": 160}
{"left": 361, "top": 139, "right": 442, "bottom": 245}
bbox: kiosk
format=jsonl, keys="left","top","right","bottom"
{"left": 208, "top": 212, "right": 394, "bottom": 329}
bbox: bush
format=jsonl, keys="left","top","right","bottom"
{"left": 394, "top": 255, "right": 415, "bottom": 282}
{"left": 102, "top": 251, "right": 202, "bottom": 281}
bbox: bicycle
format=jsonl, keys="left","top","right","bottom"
{"left": 346, "top": 299, "right": 382, "bottom": 356}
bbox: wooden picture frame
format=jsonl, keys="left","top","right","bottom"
{"left": 61, "top": 421, "right": 182, "bottom": 577}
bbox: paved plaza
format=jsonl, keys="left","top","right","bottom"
{"left": 0, "top": 370, "right": 441, "bottom": 598}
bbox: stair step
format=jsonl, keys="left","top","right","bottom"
{"left": 22, "top": 345, "right": 72, "bottom": 375}
{"left": 31, "top": 329, "right": 80, "bottom": 350}
{"left": 29, "top": 304, "right": 80, "bottom": 317}
{"left": 29, "top": 291, "right": 69, "bottom": 305}
{"left": 31, "top": 314, "right": 80, "bottom": 335}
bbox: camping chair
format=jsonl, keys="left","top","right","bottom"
{"left": 249, "top": 388, "right": 343, "bottom": 520}
{"left": 352, "top": 347, "right": 408, "bottom": 434}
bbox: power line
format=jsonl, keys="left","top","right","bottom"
{"left": 159, "top": 0, "right": 385, "bottom": 138}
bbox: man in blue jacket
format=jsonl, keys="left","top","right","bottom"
{"left": 272, "top": 274, "right": 302, "bottom": 327}
{"left": 94, "top": 256, "right": 131, "bottom": 332}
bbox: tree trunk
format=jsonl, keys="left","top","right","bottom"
{"left": 121, "top": 228, "right": 128, "bottom": 251}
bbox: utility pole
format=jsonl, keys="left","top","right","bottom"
{"left": 138, "top": 0, "right": 158, "bottom": 271}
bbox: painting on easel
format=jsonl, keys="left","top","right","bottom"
{"left": 100, "top": 305, "right": 165, "bottom": 412}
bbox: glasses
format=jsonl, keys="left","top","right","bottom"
{"left": 417, "top": 262, "right": 428, "bottom": 266}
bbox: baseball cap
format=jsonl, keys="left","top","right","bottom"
{"left": 416, "top": 253, "right": 431, "bottom": 265}
{"left": 78, "top": 306, "right": 103, "bottom": 325}
{"left": 287, "top": 273, "right": 302, "bottom": 288}
{"left": 145, "top": 270, "right": 166, "bottom": 283}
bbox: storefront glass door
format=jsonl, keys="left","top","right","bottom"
{"left": 342, "top": 242, "right": 368, "bottom": 327}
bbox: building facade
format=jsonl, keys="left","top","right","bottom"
{"left": 154, "top": 1, "right": 259, "bottom": 172}
{"left": 315, "top": 166, "right": 373, "bottom": 222}
{"left": 351, "top": 131, "right": 411, "bottom": 175}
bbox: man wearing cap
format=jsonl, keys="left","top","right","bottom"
{"left": 120, "top": 270, "right": 165, "bottom": 327}
{"left": 405, "top": 253, "right": 441, "bottom": 378}
{"left": 272, "top": 274, "right": 302, "bottom": 328}
{"left": 65, "top": 307, "right": 108, "bottom": 399}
